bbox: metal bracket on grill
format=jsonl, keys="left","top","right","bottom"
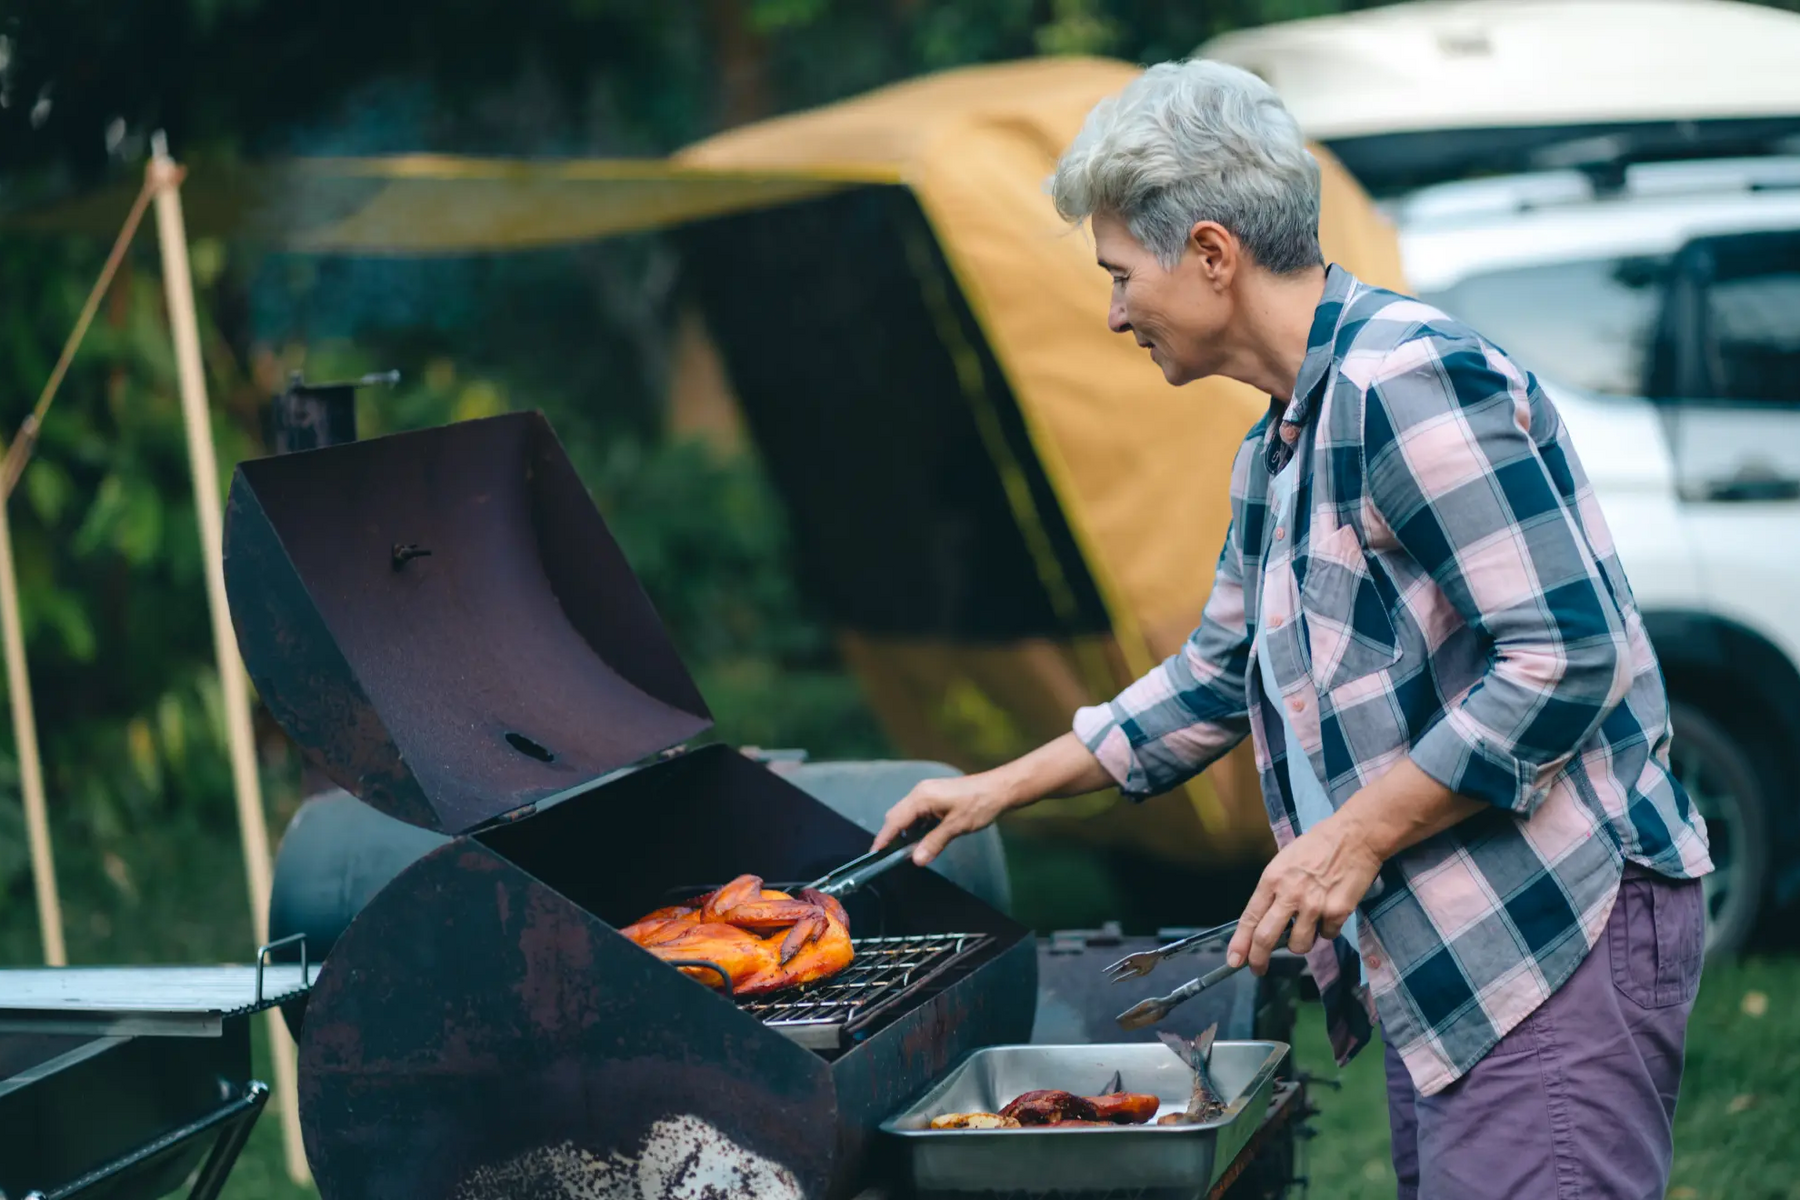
{"left": 255, "top": 934, "right": 309, "bottom": 1005}
{"left": 660, "top": 959, "right": 733, "bottom": 990}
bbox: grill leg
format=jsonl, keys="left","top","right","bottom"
{"left": 186, "top": 1082, "right": 273, "bottom": 1200}
{"left": 23, "top": 1081, "right": 271, "bottom": 1200}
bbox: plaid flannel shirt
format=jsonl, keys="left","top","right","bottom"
{"left": 1074, "top": 265, "right": 1713, "bottom": 1095}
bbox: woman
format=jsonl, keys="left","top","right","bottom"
{"left": 873, "top": 59, "right": 1712, "bottom": 1199}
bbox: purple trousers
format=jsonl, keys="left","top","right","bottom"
{"left": 1382, "top": 863, "right": 1705, "bottom": 1200}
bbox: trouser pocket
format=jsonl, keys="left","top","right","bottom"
{"left": 1609, "top": 868, "right": 1705, "bottom": 1009}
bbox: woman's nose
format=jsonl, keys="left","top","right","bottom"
{"left": 1108, "top": 303, "right": 1131, "bottom": 334}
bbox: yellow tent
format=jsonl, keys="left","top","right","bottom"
{"left": 5, "top": 57, "right": 1408, "bottom": 867}
{"left": 662, "top": 57, "right": 1410, "bottom": 865}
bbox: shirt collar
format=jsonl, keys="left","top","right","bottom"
{"left": 1265, "top": 263, "right": 1358, "bottom": 473}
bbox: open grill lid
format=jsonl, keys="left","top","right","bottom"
{"left": 223, "top": 411, "right": 713, "bottom": 835}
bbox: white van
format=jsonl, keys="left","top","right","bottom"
{"left": 1203, "top": 0, "right": 1800, "bottom": 956}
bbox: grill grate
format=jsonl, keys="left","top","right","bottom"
{"left": 738, "top": 932, "right": 990, "bottom": 1050}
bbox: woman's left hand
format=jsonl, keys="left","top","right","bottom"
{"left": 1226, "top": 810, "right": 1382, "bottom": 974}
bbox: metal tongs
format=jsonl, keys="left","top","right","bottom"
{"left": 1108, "top": 874, "right": 1389, "bottom": 985}
{"left": 1110, "top": 877, "right": 1385, "bottom": 1031}
{"left": 803, "top": 819, "right": 940, "bottom": 898}
{"left": 1112, "top": 919, "right": 1289, "bottom": 1031}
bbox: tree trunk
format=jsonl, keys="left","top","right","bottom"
{"left": 708, "top": 0, "right": 773, "bottom": 129}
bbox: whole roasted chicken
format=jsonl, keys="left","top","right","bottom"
{"left": 620, "top": 874, "right": 853, "bottom": 996}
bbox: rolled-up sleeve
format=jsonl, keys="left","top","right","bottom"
{"left": 1361, "top": 336, "right": 1631, "bottom": 816}
{"left": 1073, "top": 521, "right": 1254, "bottom": 800}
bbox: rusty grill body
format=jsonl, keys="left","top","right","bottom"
{"left": 222, "top": 411, "right": 1036, "bottom": 1200}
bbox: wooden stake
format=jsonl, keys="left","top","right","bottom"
{"left": 149, "top": 133, "right": 310, "bottom": 1186}
{"left": 0, "top": 493, "right": 65, "bottom": 966}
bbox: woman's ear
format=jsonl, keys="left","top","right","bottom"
{"left": 1188, "top": 220, "right": 1238, "bottom": 290}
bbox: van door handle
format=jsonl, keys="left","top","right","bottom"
{"left": 1696, "top": 469, "right": 1800, "bottom": 503}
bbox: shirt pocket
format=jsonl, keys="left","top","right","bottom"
{"left": 1300, "top": 521, "right": 1403, "bottom": 694}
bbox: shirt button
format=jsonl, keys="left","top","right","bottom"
{"left": 1288, "top": 697, "right": 1304, "bottom": 713}
{"left": 1274, "top": 527, "right": 1286, "bottom": 540}
{"left": 1367, "top": 953, "right": 1384, "bottom": 972}
{"left": 1269, "top": 615, "right": 1283, "bottom": 629}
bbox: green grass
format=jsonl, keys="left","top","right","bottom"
{"left": 1292, "top": 955, "right": 1800, "bottom": 1200}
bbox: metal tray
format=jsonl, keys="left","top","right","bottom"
{"left": 879, "top": 1041, "right": 1287, "bottom": 1195}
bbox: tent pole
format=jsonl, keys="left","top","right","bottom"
{"left": 148, "top": 133, "right": 310, "bottom": 1187}
{"left": 0, "top": 493, "right": 65, "bottom": 966}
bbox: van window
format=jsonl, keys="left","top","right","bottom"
{"left": 1418, "top": 256, "right": 1670, "bottom": 398}
{"left": 1690, "top": 232, "right": 1800, "bottom": 404}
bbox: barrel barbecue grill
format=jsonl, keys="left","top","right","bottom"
{"left": 220, "top": 409, "right": 1039, "bottom": 1199}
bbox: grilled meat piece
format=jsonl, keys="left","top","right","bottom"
{"left": 929, "top": 1112, "right": 1022, "bottom": 1129}
{"left": 1000, "top": 1090, "right": 1102, "bottom": 1125}
{"left": 641, "top": 922, "right": 778, "bottom": 989}
{"left": 993, "top": 1087, "right": 1160, "bottom": 1127}
{"left": 617, "top": 910, "right": 699, "bottom": 947}
{"left": 621, "top": 876, "right": 854, "bottom": 995}
{"left": 1156, "top": 1098, "right": 1226, "bottom": 1125}
{"left": 1088, "top": 1092, "right": 1161, "bottom": 1124}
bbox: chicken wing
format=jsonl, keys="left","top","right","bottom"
{"left": 735, "top": 888, "right": 853, "bottom": 995}
{"left": 701, "top": 875, "right": 828, "bottom": 932}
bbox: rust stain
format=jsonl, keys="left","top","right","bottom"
{"left": 512, "top": 887, "right": 599, "bottom": 1036}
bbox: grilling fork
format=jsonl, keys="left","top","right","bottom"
{"left": 1113, "top": 914, "right": 1308, "bottom": 1031}
{"left": 1107, "top": 877, "right": 1387, "bottom": 983}
{"left": 1108, "top": 877, "right": 1389, "bottom": 1029}
{"left": 1103, "top": 918, "right": 1242, "bottom": 983}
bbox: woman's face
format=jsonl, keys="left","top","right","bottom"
{"left": 1093, "top": 210, "right": 1234, "bottom": 387}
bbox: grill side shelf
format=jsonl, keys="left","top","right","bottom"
{"left": 0, "top": 966, "right": 315, "bottom": 1038}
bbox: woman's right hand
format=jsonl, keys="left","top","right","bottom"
{"left": 871, "top": 732, "right": 1116, "bottom": 866}
{"left": 872, "top": 771, "right": 1019, "bottom": 866}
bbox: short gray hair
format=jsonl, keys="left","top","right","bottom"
{"left": 1049, "top": 59, "right": 1322, "bottom": 275}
